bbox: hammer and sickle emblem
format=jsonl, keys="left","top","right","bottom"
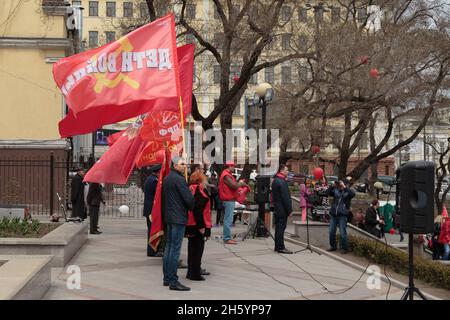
{"left": 93, "top": 37, "right": 140, "bottom": 93}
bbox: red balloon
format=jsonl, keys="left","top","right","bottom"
{"left": 233, "top": 75, "right": 240, "bottom": 83}
{"left": 389, "top": 228, "right": 395, "bottom": 235}
{"left": 313, "top": 167, "right": 324, "bottom": 180}
{"left": 311, "top": 145, "right": 321, "bottom": 154}
{"left": 370, "top": 68, "right": 379, "bottom": 79}
{"left": 155, "top": 149, "right": 165, "bottom": 163}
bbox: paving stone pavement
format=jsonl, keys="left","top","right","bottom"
{"left": 43, "top": 219, "right": 407, "bottom": 300}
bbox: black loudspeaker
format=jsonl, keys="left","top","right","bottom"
{"left": 398, "top": 161, "right": 435, "bottom": 234}
{"left": 255, "top": 175, "right": 271, "bottom": 204}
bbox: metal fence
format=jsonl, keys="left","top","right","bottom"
{"left": 0, "top": 156, "right": 69, "bottom": 217}
{"left": 0, "top": 155, "right": 146, "bottom": 219}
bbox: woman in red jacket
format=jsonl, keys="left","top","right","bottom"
{"left": 185, "top": 171, "right": 212, "bottom": 280}
{"left": 439, "top": 215, "right": 450, "bottom": 260}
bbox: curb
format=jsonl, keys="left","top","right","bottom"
{"left": 284, "top": 233, "right": 441, "bottom": 300}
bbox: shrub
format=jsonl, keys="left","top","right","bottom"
{"left": 347, "top": 235, "right": 450, "bottom": 290}
{"left": 0, "top": 217, "right": 43, "bottom": 237}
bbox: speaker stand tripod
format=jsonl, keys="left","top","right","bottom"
{"left": 242, "top": 206, "right": 275, "bottom": 242}
{"left": 294, "top": 209, "right": 321, "bottom": 255}
{"left": 400, "top": 233, "right": 427, "bottom": 300}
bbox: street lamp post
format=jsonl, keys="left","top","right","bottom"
{"left": 253, "top": 83, "right": 274, "bottom": 237}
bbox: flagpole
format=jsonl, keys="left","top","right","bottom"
{"left": 179, "top": 96, "right": 188, "bottom": 181}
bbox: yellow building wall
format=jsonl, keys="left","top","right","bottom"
{"left": 0, "top": 48, "right": 63, "bottom": 139}
{"left": 0, "top": 0, "right": 66, "bottom": 140}
{"left": 0, "top": 0, "right": 65, "bottom": 38}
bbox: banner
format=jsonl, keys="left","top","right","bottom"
{"left": 55, "top": 13, "right": 180, "bottom": 138}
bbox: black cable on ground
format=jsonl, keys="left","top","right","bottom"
{"left": 261, "top": 229, "right": 380, "bottom": 296}
{"left": 216, "top": 237, "right": 312, "bottom": 300}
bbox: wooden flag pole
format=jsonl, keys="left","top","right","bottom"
{"left": 179, "top": 96, "right": 188, "bottom": 181}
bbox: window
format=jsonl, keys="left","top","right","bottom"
{"left": 281, "top": 5, "right": 291, "bottom": 22}
{"left": 265, "top": 36, "right": 274, "bottom": 50}
{"left": 385, "top": 166, "right": 390, "bottom": 176}
{"left": 299, "top": 7, "right": 308, "bottom": 22}
{"left": 358, "top": 7, "right": 367, "bottom": 22}
{"left": 140, "top": 2, "right": 148, "bottom": 18}
{"left": 123, "top": 2, "right": 133, "bottom": 18}
{"left": 248, "top": 5, "right": 258, "bottom": 20}
{"left": 185, "top": 33, "right": 195, "bottom": 44}
{"left": 359, "top": 133, "right": 368, "bottom": 150}
{"left": 105, "top": 31, "right": 115, "bottom": 43}
{"left": 281, "top": 34, "right": 291, "bottom": 50}
{"left": 106, "top": 2, "right": 116, "bottom": 17}
{"left": 265, "top": 67, "right": 275, "bottom": 84}
{"left": 298, "top": 65, "right": 308, "bottom": 81}
{"left": 89, "top": 1, "right": 98, "bottom": 16}
{"left": 281, "top": 66, "right": 292, "bottom": 84}
{"left": 213, "top": 65, "right": 221, "bottom": 83}
{"left": 89, "top": 31, "right": 98, "bottom": 47}
{"left": 315, "top": 8, "right": 324, "bottom": 23}
{"left": 298, "top": 35, "right": 308, "bottom": 52}
{"left": 249, "top": 72, "right": 258, "bottom": 84}
{"left": 331, "top": 6, "right": 340, "bottom": 23}
{"left": 230, "top": 65, "right": 240, "bottom": 79}
{"left": 231, "top": 5, "right": 240, "bottom": 18}
{"left": 185, "top": 4, "right": 196, "bottom": 19}
{"left": 233, "top": 101, "right": 241, "bottom": 116}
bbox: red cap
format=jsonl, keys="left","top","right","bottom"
{"left": 225, "top": 161, "right": 235, "bottom": 167}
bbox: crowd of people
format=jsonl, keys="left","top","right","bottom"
{"left": 71, "top": 160, "right": 450, "bottom": 292}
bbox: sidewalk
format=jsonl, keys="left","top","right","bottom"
{"left": 42, "top": 218, "right": 413, "bottom": 300}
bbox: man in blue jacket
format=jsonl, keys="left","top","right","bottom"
{"left": 327, "top": 180, "right": 355, "bottom": 253}
{"left": 271, "top": 164, "right": 293, "bottom": 254}
{"left": 143, "top": 164, "right": 161, "bottom": 257}
{"left": 162, "top": 156, "right": 194, "bottom": 291}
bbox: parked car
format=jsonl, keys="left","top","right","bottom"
{"left": 326, "top": 176, "right": 339, "bottom": 186}
{"left": 376, "top": 175, "right": 396, "bottom": 194}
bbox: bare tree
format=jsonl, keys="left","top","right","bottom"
{"left": 427, "top": 138, "right": 450, "bottom": 214}
{"left": 277, "top": 0, "right": 450, "bottom": 180}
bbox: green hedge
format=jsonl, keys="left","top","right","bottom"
{"left": 346, "top": 235, "right": 450, "bottom": 290}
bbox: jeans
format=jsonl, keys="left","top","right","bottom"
{"left": 444, "top": 243, "right": 450, "bottom": 260}
{"left": 274, "top": 213, "right": 288, "bottom": 251}
{"left": 222, "top": 201, "right": 235, "bottom": 241}
{"left": 329, "top": 215, "right": 348, "bottom": 250}
{"left": 163, "top": 223, "right": 186, "bottom": 285}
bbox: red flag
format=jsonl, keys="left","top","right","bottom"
{"left": 149, "top": 148, "right": 171, "bottom": 251}
{"left": 58, "top": 44, "right": 194, "bottom": 138}
{"left": 54, "top": 14, "right": 180, "bottom": 138}
{"left": 83, "top": 127, "right": 146, "bottom": 184}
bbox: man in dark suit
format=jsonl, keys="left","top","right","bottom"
{"left": 271, "top": 164, "right": 293, "bottom": 254}
{"left": 143, "top": 164, "right": 162, "bottom": 257}
{"left": 86, "top": 182, "right": 105, "bottom": 234}
{"left": 71, "top": 168, "right": 87, "bottom": 220}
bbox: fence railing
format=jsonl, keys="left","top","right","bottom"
{"left": 0, "top": 155, "right": 146, "bottom": 219}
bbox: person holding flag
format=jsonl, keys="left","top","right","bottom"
{"left": 143, "top": 164, "right": 162, "bottom": 257}
{"left": 162, "top": 156, "right": 194, "bottom": 291}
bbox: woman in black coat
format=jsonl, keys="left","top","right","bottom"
{"left": 364, "top": 200, "right": 384, "bottom": 238}
{"left": 185, "top": 171, "right": 211, "bottom": 281}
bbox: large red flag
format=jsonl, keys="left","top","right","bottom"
{"left": 149, "top": 148, "right": 171, "bottom": 251}
{"left": 83, "top": 127, "right": 146, "bottom": 184}
{"left": 54, "top": 13, "right": 180, "bottom": 138}
{"left": 135, "top": 44, "right": 195, "bottom": 168}
{"left": 58, "top": 44, "right": 194, "bottom": 138}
